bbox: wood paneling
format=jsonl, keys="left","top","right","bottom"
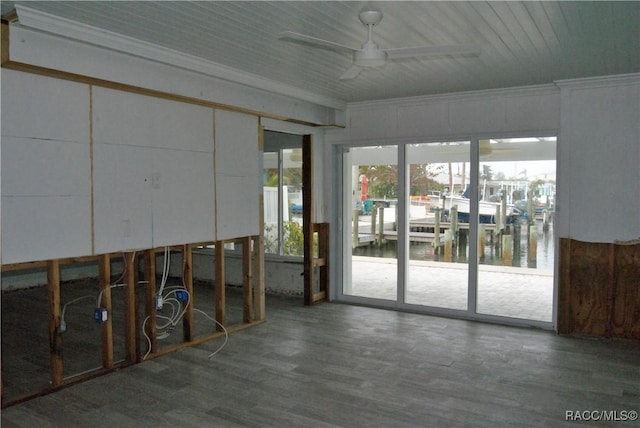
{"left": 611, "top": 243, "right": 640, "bottom": 338}
{"left": 558, "top": 238, "right": 640, "bottom": 339}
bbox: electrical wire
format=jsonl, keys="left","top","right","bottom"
{"left": 140, "top": 247, "right": 229, "bottom": 360}
{"left": 193, "top": 308, "right": 229, "bottom": 358}
{"left": 60, "top": 295, "right": 95, "bottom": 333}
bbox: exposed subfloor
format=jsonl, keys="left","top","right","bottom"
{"left": 2, "top": 287, "right": 640, "bottom": 427}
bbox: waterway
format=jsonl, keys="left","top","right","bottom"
{"left": 353, "top": 219, "right": 555, "bottom": 271}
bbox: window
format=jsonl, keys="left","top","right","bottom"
{"left": 263, "top": 132, "right": 303, "bottom": 256}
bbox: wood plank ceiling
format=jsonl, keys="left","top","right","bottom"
{"left": 1, "top": 1, "right": 639, "bottom": 104}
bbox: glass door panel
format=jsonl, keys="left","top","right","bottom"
{"left": 405, "top": 142, "right": 470, "bottom": 310}
{"left": 344, "top": 145, "right": 398, "bottom": 300}
{"left": 476, "top": 137, "right": 556, "bottom": 321}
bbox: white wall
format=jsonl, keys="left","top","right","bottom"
{"left": 8, "top": 25, "right": 340, "bottom": 127}
{"left": 325, "top": 74, "right": 640, "bottom": 247}
{"left": 214, "top": 110, "right": 260, "bottom": 240}
{"left": 1, "top": 68, "right": 263, "bottom": 264}
{"left": 92, "top": 87, "right": 216, "bottom": 253}
{"left": 556, "top": 74, "right": 640, "bottom": 243}
{"left": 1, "top": 70, "right": 93, "bottom": 264}
{"left": 328, "top": 85, "right": 560, "bottom": 144}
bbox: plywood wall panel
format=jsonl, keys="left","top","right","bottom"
{"left": 1, "top": 69, "right": 90, "bottom": 142}
{"left": 1, "top": 196, "right": 92, "bottom": 264}
{"left": 558, "top": 238, "right": 640, "bottom": 339}
{"left": 567, "top": 241, "right": 611, "bottom": 337}
{"left": 611, "top": 244, "right": 640, "bottom": 339}
{"left": 92, "top": 143, "right": 153, "bottom": 254}
{"left": 92, "top": 87, "right": 215, "bottom": 253}
{"left": 92, "top": 87, "right": 214, "bottom": 152}
{"left": 1, "top": 69, "right": 92, "bottom": 264}
{"left": 150, "top": 149, "right": 215, "bottom": 246}
{"left": 1, "top": 136, "right": 90, "bottom": 197}
{"left": 215, "top": 175, "right": 260, "bottom": 241}
{"left": 214, "top": 110, "right": 260, "bottom": 176}
{"left": 214, "top": 109, "right": 260, "bottom": 240}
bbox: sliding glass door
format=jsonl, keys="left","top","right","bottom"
{"left": 476, "top": 138, "right": 556, "bottom": 322}
{"left": 340, "top": 137, "right": 556, "bottom": 326}
{"left": 343, "top": 145, "right": 398, "bottom": 301}
{"left": 405, "top": 142, "right": 470, "bottom": 310}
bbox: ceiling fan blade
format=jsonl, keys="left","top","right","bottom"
{"left": 386, "top": 44, "right": 481, "bottom": 59}
{"left": 339, "top": 65, "right": 362, "bottom": 80}
{"left": 278, "top": 31, "right": 356, "bottom": 54}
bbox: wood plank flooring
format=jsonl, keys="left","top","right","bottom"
{"left": 2, "top": 289, "right": 640, "bottom": 427}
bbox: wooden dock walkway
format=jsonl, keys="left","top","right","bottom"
{"left": 356, "top": 217, "right": 498, "bottom": 246}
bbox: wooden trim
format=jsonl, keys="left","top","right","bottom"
{"left": 144, "top": 250, "right": 157, "bottom": 356}
{"left": 89, "top": 86, "right": 95, "bottom": 255}
{"left": 316, "top": 222, "right": 329, "bottom": 299}
{"left": 557, "top": 238, "right": 571, "bottom": 335}
{"left": 215, "top": 241, "right": 226, "bottom": 330}
{"left": 2, "top": 255, "right": 98, "bottom": 271}
{"left": 144, "top": 320, "right": 265, "bottom": 360}
{"left": 2, "top": 260, "right": 48, "bottom": 271}
{"left": 213, "top": 110, "right": 218, "bottom": 238}
{"left": 302, "top": 134, "right": 314, "bottom": 306}
{"left": 253, "top": 125, "right": 265, "bottom": 320}
{"left": 0, "top": 362, "right": 133, "bottom": 410}
{"left": 1, "top": 22, "right": 9, "bottom": 65}
{"left": 123, "top": 252, "right": 137, "bottom": 362}
{"left": 47, "top": 260, "right": 64, "bottom": 386}
{"left": 182, "top": 245, "right": 194, "bottom": 342}
{"left": 252, "top": 234, "right": 266, "bottom": 321}
{"left": 606, "top": 243, "right": 616, "bottom": 337}
{"left": 312, "top": 291, "right": 327, "bottom": 303}
{"left": 98, "top": 254, "right": 114, "bottom": 368}
{"left": 242, "top": 236, "right": 253, "bottom": 323}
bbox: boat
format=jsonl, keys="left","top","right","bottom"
{"left": 439, "top": 195, "right": 518, "bottom": 224}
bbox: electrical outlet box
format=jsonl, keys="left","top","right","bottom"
{"left": 151, "top": 172, "right": 161, "bottom": 189}
{"left": 94, "top": 308, "right": 108, "bottom": 323}
{"left": 176, "top": 289, "right": 188, "bottom": 302}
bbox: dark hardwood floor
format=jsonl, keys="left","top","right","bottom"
{"left": 2, "top": 283, "right": 639, "bottom": 427}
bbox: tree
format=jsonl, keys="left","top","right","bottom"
{"left": 359, "top": 165, "right": 398, "bottom": 199}
{"left": 481, "top": 165, "right": 493, "bottom": 181}
{"left": 359, "top": 164, "right": 444, "bottom": 199}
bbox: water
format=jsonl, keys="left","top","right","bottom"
{"left": 353, "top": 219, "right": 555, "bottom": 270}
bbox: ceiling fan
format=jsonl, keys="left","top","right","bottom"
{"left": 439, "top": 141, "right": 521, "bottom": 158}
{"left": 278, "top": 8, "right": 480, "bottom": 80}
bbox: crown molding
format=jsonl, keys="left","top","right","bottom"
{"left": 14, "top": 5, "right": 346, "bottom": 111}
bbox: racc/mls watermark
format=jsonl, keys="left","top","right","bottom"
{"left": 565, "top": 410, "right": 638, "bottom": 422}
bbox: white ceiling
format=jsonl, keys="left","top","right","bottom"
{"left": 2, "top": 1, "right": 639, "bottom": 105}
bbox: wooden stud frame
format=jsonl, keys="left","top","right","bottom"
{"left": 98, "top": 254, "right": 114, "bottom": 368}
{"left": 303, "top": 135, "right": 314, "bottom": 306}
{"left": 1, "top": 239, "right": 265, "bottom": 408}
{"left": 123, "top": 252, "right": 137, "bottom": 362}
{"left": 215, "top": 241, "right": 226, "bottom": 330}
{"left": 47, "top": 260, "right": 64, "bottom": 387}
{"left": 1, "top": 21, "right": 269, "bottom": 405}
{"left": 302, "top": 136, "right": 329, "bottom": 305}
{"left": 182, "top": 245, "right": 195, "bottom": 343}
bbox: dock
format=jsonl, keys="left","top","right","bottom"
{"left": 355, "top": 216, "right": 497, "bottom": 246}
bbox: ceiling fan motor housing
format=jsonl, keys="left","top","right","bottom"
{"left": 354, "top": 42, "right": 387, "bottom": 67}
{"left": 359, "top": 9, "right": 383, "bottom": 26}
